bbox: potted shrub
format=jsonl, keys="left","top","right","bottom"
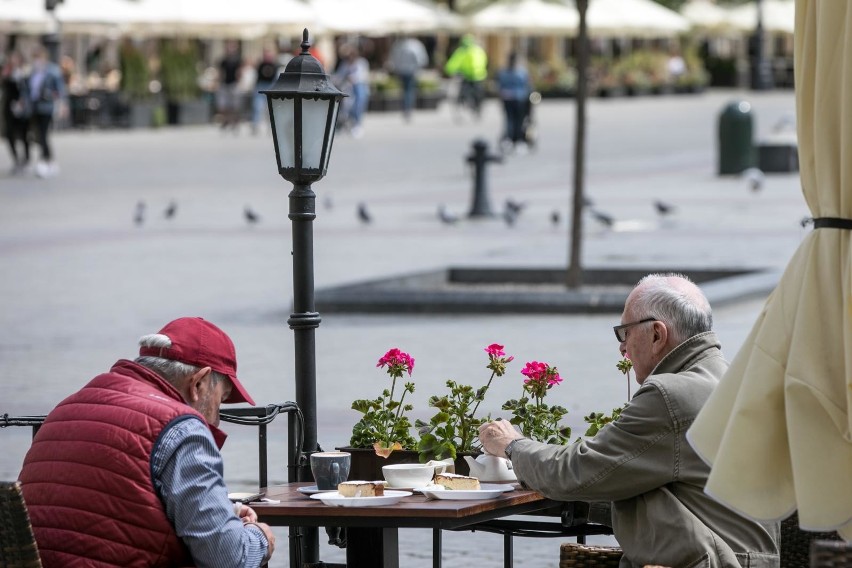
{"left": 159, "top": 39, "right": 209, "bottom": 125}
{"left": 415, "top": 73, "right": 445, "bottom": 110}
{"left": 368, "top": 72, "right": 403, "bottom": 112}
{"left": 119, "top": 40, "right": 160, "bottom": 128}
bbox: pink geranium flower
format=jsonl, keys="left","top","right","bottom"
{"left": 377, "top": 347, "right": 415, "bottom": 378}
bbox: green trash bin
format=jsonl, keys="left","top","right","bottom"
{"left": 718, "top": 100, "right": 756, "bottom": 175}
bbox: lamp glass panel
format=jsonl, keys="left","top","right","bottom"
{"left": 301, "top": 98, "right": 330, "bottom": 170}
{"left": 323, "top": 100, "right": 340, "bottom": 171}
{"left": 271, "top": 97, "right": 295, "bottom": 169}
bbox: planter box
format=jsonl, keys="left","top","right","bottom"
{"left": 368, "top": 95, "right": 403, "bottom": 113}
{"left": 126, "top": 101, "right": 160, "bottom": 128}
{"left": 167, "top": 99, "right": 211, "bottom": 125}
{"left": 416, "top": 93, "right": 444, "bottom": 110}
{"left": 337, "top": 446, "right": 476, "bottom": 480}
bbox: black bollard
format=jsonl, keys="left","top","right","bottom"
{"left": 466, "top": 138, "right": 502, "bottom": 218}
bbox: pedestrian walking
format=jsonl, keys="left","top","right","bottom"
{"left": 333, "top": 43, "right": 370, "bottom": 138}
{"left": 496, "top": 52, "right": 532, "bottom": 153}
{"left": 217, "top": 41, "right": 242, "bottom": 132}
{"left": 28, "top": 46, "right": 67, "bottom": 178}
{"left": 252, "top": 46, "right": 279, "bottom": 135}
{"left": 444, "top": 34, "right": 488, "bottom": 120}
{"left": 388, "top": 35, "right": 428, "bottom": 122}
{"left": 1, "top": 51, "right": 31, "bottom": 175}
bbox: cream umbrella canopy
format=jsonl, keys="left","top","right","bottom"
{"left": 0, "top": 0, "right": 51, "bottom": 34}
{"left": 727, "top": 0, "right": 795, "bottom": 34}
{"left": 680, "top": 0, "right": 737, "bottom": 32}
{"left": 584, "top": 0, "right": 690, "bottom": 37}
{"left": 687, "top": 0, "right": 852, "bottom": 540}
{"left": 468, "top": 0, "right": 579, "bottom": 35}
{"left": 310, "top": 0, "right": 459, "bottom": 35}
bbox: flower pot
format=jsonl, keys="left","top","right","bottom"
{"left": 336, "top": 447, "right": 420, "bottom": 481}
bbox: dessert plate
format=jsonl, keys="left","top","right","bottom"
{"left": 296, "top": 485, "right": 337, "bottom": 496}
{"left": 414, "top": 484, "right": 513, "bottom": 500}
{"left": 310, "top": 490, "right": 412, "bottom": 507}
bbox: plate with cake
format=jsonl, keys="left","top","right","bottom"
{"left": 310, "top": 481, "right": 412, "bottom": 507}
{"left": 415, "top": 473, "right": 512, "bottom": 500}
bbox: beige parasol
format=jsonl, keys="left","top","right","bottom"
{"left": 687, "top": 0, "right": 852, "bottom": 540}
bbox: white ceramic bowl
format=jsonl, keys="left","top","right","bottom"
{"left": 382, "top": 464, "right": 436, "bottom": 488}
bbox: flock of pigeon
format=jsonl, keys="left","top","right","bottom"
{"left": 132, "top": 168, "right": 766, "bottom": 230}
{"left": 132, "top": 200, "right": 261, "bottom": 226}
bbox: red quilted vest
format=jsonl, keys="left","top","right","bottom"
{"left": 19, "top": 360, "right": 218, "bottom": 567}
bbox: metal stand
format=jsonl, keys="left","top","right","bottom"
{"left": 466, "top": 139, "right": 501, "bottom": 218}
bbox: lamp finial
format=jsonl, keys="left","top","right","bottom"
{"left": 301, "top": 29, "right": 311, "bottom": 54}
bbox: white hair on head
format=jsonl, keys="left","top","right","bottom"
{"left": 138, "top": 333, "right": 172, "bottom": 349}
{"left": 631, "top": 273, "right": 712, "bottom": 344}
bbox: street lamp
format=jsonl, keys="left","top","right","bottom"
{"left": 261, "top": 28, "right": 345, "bottom": 566}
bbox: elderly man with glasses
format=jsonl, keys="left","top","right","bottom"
{"left": 480, "top": 273, "right": 780, "bottom": 568}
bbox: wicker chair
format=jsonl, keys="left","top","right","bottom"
{"left": 781, "top": 512, "right": 843, "bottom": 568}
{"left": 811, "top": 539, "right": 852, "bottom": 567}
{"left": 559, "top": 542, "right": 623, "bottom": 568}
{"left": 0, "top": 481, "right": 43, "bottom": 568}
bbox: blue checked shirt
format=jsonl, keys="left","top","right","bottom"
{"left": 151, "top": 417, "right": 269, "bottom": 568}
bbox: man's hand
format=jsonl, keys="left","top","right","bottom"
{"left": 235, "top": 504, "right": 258, "bottom": 523}
{"left": 256, "top": 522, "right": 275, "bottom": 562}
{"left": 479, "top": 419, "right": 524, "bottom": 458}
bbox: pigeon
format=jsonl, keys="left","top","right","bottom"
{"left": 503, "top": 207, "right": 519, "bottom": 227}
{"left": 133, "top": 201, "right": 146, "bottom": 226}
{"left": 357, "top": 203, "right": 372, "bottom": 225}
{"left": 581, "top": 195, "right": 594, "bottom": 208}
{"left": 244, "top": 206, "right": 260, "bottom": 224}
{"left": 505, "top": 199, "right": 527, "bottom": 216}
{"left": 323, "top": 195, "right": 333, "bottom": 210}
{"left": 164, "top": 200, "right": 177, "bottom": 219}
{"left": 437, "top": 205, "right": 459, "bottom": 225}
{"left": 589, "top": 208, "right": 615, "bottom": 229}
{"left": 550, "top": 210, "right": 561, "bottom": 226}
{"left": 742, "top": 167, "right": 765, "bottom": 193}
{"left": 654, "top": 200, "right": 675, "bottom": 216}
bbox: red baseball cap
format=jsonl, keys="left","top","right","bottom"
{"left": 139, "top": 317, "right": 255, "bottom": 405}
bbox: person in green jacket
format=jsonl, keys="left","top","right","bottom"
{"left": 444, "top": 34, "right": 488, "bottom": 119}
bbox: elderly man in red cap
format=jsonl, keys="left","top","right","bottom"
{"left": 19, "top": 317, "right": 275, "bottom": 568}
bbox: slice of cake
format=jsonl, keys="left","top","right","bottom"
{"left": 337, "top": 481, "right": 385, "bottom": 497}
{"left": 434, "top": 473, "right": 480, "bottom": 490}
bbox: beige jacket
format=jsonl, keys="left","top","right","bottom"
{"left": 510, "top": 332, "right": 780, "bottom": 568}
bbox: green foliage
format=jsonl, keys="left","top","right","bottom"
{"left": 583, "top": 407, "right": 624, "bottom": 437}
{"left": 350, "top": 382, "right": 417, "bottom": 450}
{"left": 416, "top": 380, "right": 491, "bottom": 462}
{"left": 503, "top": 396, "right": 571, "bottom": 445}
{"left": 159, "top": 39, "right": 200, "bottom": 103}
{"left": 119, "top": 41, "right": 150, "bottom": 101}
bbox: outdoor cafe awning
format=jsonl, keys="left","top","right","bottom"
{"left": 0, "top": 0, "right": 51, "bottom": 34}
{"left": 687, "top": 0, "right": 852, "bottom": 540}
{"left": 467, "top": 0, "right": 579, "bottom": 35}
{"left": 310, "top": 0, "right": 462, "bottom": 36}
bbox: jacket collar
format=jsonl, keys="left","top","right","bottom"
{"left": 109, "top": 359, "right": 228, "bottom": 449}
{"left": 650, "top": 331, "right": 721, "bottom": 377}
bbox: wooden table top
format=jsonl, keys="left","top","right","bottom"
{"left": 254, "top": 482, "right": 559, "bottom": 530}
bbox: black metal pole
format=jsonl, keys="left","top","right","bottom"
{"left": 567, "top": 0, "right": 589, "bottom": 289}
{"left": 750, "top": 0, "right": 773, "bottom": 91}
{"left": 287, "top": 181, "right": 320, "bottom": 562}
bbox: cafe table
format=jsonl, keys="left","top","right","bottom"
{"left": 254, "top": 482, "right": 561, "bottom": 568}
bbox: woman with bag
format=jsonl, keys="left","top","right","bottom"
{"left": 1, "top": 51, "right": 31, "bottom": 175}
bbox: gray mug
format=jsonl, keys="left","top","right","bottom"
{"left": 310, "top": 451, "right": 351, "bottom": 490}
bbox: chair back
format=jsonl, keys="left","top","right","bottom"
{"left": 0, "top": 481, "right": 43, "bottom": 568}
{"left": 811, "top": 539, "right": 852, "bottom": 568}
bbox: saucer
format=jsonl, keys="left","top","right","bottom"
{"left": 296, "top": 485, "right": 338, "bottom": 495}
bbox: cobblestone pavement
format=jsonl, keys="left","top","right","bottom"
{"left": 0, "top": 88, "right": 804, "bottom": 566}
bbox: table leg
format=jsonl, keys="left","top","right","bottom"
{"left": 433, "top": 528, "right": 442, "bottom": 568}
{"left": 346, "top": 527, "right": 399, "bottom": 568}
{"left": 503, "top": 532, "right": 513, "bottom": 568}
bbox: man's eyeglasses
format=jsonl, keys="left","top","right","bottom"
{"left": 613, "top": 317, "right": 657, "bottom": 342}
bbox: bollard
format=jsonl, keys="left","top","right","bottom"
{"left": 718, "top": 100, "right": 756, "bottom": 175}
{"left": 466, "top": 138, "right": 502, "bottom": 218}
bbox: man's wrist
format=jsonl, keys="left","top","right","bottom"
{"left": 504, "top": 437, "right": 527, "bottom": 460}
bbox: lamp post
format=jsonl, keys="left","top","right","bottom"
{"left": 749, "top": 0, "right": 773, "bottom": 90}
{"left": 261, "top": 28, "right": 345, "bottom": 566}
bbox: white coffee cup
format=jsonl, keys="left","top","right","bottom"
{"left": 382, "top": 463, "right": 439, "bottom": 488}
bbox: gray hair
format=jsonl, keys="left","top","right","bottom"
{"left": 135, "top": 333, "right": 226, "bottom": 387}
{"left": 630, "top": 273, "right": 713, "bottom": 344}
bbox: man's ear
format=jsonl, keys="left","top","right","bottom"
{"left": 651, "top": 322, "right": 669, "bottom": 355}
{"left": 184, "top": 367, "right": 212, "bottom": 403}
